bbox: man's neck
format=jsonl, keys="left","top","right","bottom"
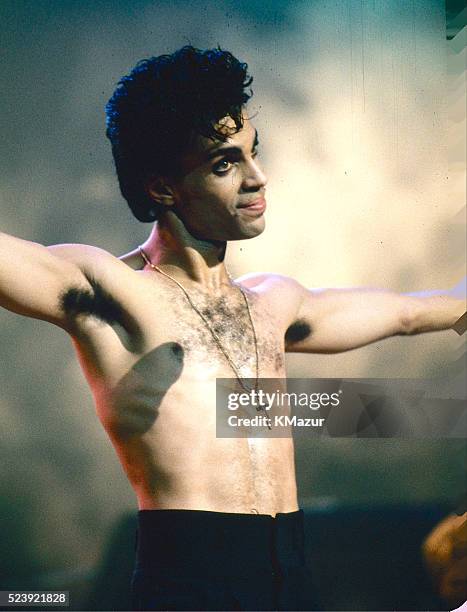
{"left": 140, "top": 212, "right": 230, "bottom": 291}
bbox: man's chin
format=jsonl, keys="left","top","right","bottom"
{"left": 230, "top": 217, "right": 266, "bottom": 241}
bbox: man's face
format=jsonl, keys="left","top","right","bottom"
{"left": 169, "top": 116, "right": 268, "bottom": 241}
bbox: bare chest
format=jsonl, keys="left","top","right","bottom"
{"left": 143, "top": 285, "right": 286, "bottom": 379}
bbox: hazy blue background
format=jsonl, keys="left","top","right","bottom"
{"left": 0, "top": 0, "right": 465, "bottom": 606}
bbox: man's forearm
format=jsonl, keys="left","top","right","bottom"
{"left": 405, "top": 289, "right": 466, "bottom": 335}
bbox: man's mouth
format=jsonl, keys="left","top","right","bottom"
{"left": 237, "top": 197, "right": 267, "bottom": 216}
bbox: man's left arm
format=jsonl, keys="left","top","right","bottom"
{"left": 285, "top": 278, "right": 466, "bottom": 354}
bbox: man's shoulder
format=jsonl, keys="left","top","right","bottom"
{"left": 236, "top": 272, "right": 305, "bottom": 297}
{"left": 235, "top": 272, "right": 303, "bottom": 291}
{"left": 47, "top": 244, "right": 145, "bottom": 333}
{"left": 47, "top": 243, "right": 127, "bottom": 276}
{"left": 47, "top": 243, "right": 140, "bottom": 308}
{"left": 47, "top": 242, "right": 114, "bottom": 260}
{"left": 236, "top": 273, "right": 306, "bottom": 323}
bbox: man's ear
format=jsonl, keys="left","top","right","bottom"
{"left": 145, "top": 176, "right": 176, "bottom": 208}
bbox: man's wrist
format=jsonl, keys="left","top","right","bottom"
{"left": 408, "top": 292, "right": 466, "bottom": 334}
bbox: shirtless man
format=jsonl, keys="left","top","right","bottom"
{"left": 1, "top": 46, "right": 465, "bottom": 611}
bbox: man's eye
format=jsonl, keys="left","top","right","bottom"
{"left": 213, "top": 159, "right": 233, "bottom": 174}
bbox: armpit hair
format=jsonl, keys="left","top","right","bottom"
{"left": 285, "top": 319, "right": 312, "bottom": 344}
{"left": 60, "top": 277, "right": 125, "bottom": 326}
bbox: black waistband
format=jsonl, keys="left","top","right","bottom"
{"left": 134, "top": 509, "right": 305, "bottom": 576}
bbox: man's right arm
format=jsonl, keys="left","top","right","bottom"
{"left": 0, "top": 231, "right": 95, "bottom": 329}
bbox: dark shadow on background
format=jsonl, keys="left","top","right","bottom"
{"left": 85, "top": 514, "right": 136, "bottom": 612}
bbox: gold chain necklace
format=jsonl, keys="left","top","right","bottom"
{"left": 138, "top": 246, "right": 261, "bottom": 395}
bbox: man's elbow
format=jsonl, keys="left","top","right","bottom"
{"left": 398, "top": 298, "right": 423, "bottom": 335}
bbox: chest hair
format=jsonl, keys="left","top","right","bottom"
{"left": 169, "top": 286, "right": 281, "bottom": 375}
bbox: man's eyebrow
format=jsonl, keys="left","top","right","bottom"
{"left": 205, "top": 130, "right": 259, "bottom": 161}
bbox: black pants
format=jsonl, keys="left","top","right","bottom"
{"left": 131, "top": 509, "right": 312, "bottom": 611}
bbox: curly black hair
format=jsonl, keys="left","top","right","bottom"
{"left": 105, "top": 45, "right": 253, "bottom": 222}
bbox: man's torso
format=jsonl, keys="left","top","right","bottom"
{"left": 62, "top": 257, "right": 302, "bottom": 515}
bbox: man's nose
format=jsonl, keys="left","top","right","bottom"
{"left": 242, "top": 159, "right": 268, "bottom": 191}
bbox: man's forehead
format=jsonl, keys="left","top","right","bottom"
{"left": 189, "top": 116, "right": 257, "bottom": 158}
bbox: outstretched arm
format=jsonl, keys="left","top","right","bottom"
{"left": 285, "top": 278, "right": 466, "bottom": 354}
{"left": 0, "top": 230, "right": 115, "bottom": 330}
